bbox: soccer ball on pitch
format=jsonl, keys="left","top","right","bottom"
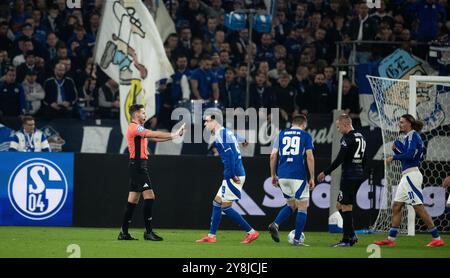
{"left": 287, "top": 230, "right": 305, "bottom": 244}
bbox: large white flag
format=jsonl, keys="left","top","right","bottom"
{"left": 144, "top": 0, "right": 176, "bottom": 43}
{"left": 95, "top": 0, "right": 174, "bottom": 135}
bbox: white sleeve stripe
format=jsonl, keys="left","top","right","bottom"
{"left": 224, "top": 148, "right": 232, "bottom": 152}
{"left": 9, "top": 141, "right": 18, "bottom": 149}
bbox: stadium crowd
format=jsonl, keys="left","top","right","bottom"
{"left": 0, "top": 0, "right": 449, "bottom": 149}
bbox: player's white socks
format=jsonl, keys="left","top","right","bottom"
{"left": 247, "top": 229, "right": 256, "bottom": 234}
{"left": 207, "top": 234, "right": 216, "bottom": 238}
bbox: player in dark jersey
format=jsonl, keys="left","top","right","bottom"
{"left": 118, "top": 104, "right": 185, "bottom": 241}
{"left": 318, "top": 114, "right": 366, "bottom": 247}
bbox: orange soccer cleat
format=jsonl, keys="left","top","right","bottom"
{"left": 374, "top": 239, "right": 396, "bottom": 246}
{"left": 195, "top": 235, "right": 217, "bottom": 243}
{"left": 427, "top": 239, "right": 444, "bottom": 248}
{"left": 240, "top": 231, "right": 260, "bottom": 244}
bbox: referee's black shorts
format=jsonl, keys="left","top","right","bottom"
{"left": 338, "top": 178, "right": 363, "bottom": 205}
{"left": 129, "top": 160, "right": 153, "bottom": 192}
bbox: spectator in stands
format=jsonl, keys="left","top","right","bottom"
{"left": 10, "top": 115, "right": 50, "bottom": 152}
{"left": 341, "top": 79, "right": 360, "bottom": 118}
{"left": 170, "top": 54, "right": 191, "bottom": 104}
{"left": 0, "top": 50, "right": 9, "bottom": 77}
{"left": 22, "top": 69, "right": 45, "bottom": 115}
{"left": 249, "top": 71, "right": 276, "bottom": 110}
{"left": 410, "top": 0, "right": 447, "bottom": 42}
{"left": 292, "top": 66, "right": 310, "bottom": 105}
{"left": 16, "top": 51, "right": 41, "bottom": 83}
{"left": 293, "top": 3, "right": 309, "bottom": 28}
{"left": 189, "top": 37, "right": 204, "bottom": 69}
{"left": 275, "top": 73, "right": 296, "bottom": 126}
{"left": 268, "top": 59, "right": 288, "bottom": 83}
{"left": 44, "top": 32, "right": 59, "bottom": 62}
{"left": 219, "top": 67, "right": 244, "bottom": 109}
{"left": 0, "top": 111, "right": 14, "bottom": 152}
{"left": 232, "top": 28, "right": 249, "bottom": 64}
{"left": 178, "top": 0, "right": 208, "bottom": 38}
{"left": 313, "top": 28, "right": 333, "bottom": 63}
{"left": 284, "top": 25, "right": 303, "bottom": 62}
{"left": 31, "top": 9, "right": 48, "bottom": 44}
{"left": 12, "top": 38, "right": 34, "bottom": 67}
{"left": 273, "top": 9, "right": 291, "bottom": 44}
{"left": 346, "top": 2, "right": 378, "bottom": 64}
{"left": 78, "top": 77, "right": 97, "bottom": 119}
{"left": 0, "top": 21, "right": 12, "bottom": 52}
{"left": 0, "top": 67, "right": 25, "bottom": 117}
{"left": 98, "top": 78, "right": 120, "bottom": 119}
{"left": 190, "top": 54, "right": 219, "bottom": 101}
{"left": 14, "top": 22, "right": 46, "bottom": 59}
{"left": 201, "top": 0, "right": 224, "bottom": 19}
{"left": 178, "top": 26, "right": 192, "bottom": 53}
{"left": 323, "top": 66, "right": 337, "bottom": 95}
{"left": 86, "top": 12, "right": 100, "bottom": 41}
{"left": 256, "top": 33, "right": 275, "bottom": 67}
{"left": 218, "top": 50, "right": 231, "bottom": 69}
{"left": 254, "top": 60, "right": 269, "bottom": 78}
{"left": 202, "top": 16, "right": 218, "bottom": 44}
{"left": 42, "top": 5, "right": 62, "bottom": 34}
{"left": 43, "top": 63, "right": 78, "bottom": 118}
{"left": 10, "top": 0, "right": 27, "bottom": 34}
{"left": 301, "top": 73, "right": 332, "bottom": 114}
{"left": 68, "top": 25, "right": 93, "bottom": 65}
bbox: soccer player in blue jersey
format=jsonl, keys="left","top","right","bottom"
{"left": 374, "top": 114, "right": 444, "bottom": 247}
{"left": 196, "top": 115, "right": 260, "bottom": 244}
{"left": 268, "top": 115, "right": 315, "bottom": 246}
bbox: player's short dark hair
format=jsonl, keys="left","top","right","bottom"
{"left": 338, "top": 113, "right": 352, "bottom": 124}
{"left": 401, "top": 114, "right": 423, "bottom": 132}
{"left": 129, "top": 104, "right": 144, "bottom": 117}
{"left": 292, "top": 114, "right": 307, "bottom": 126}
{"left": 22, "top": 115, "right": 34, "bottom": 124}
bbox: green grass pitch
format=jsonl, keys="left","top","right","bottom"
{"left": 0, "top": 227, "right": 449, "bottom": 258}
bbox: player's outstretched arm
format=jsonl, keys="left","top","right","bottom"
{"left": 145, "top": 123, "right": 185, "bottom": 142}
{"left": 318, "top": 146, "right": 348, "bottom": 182}
{"left": 306, "top": 150, "right": 315, "bottom": 189}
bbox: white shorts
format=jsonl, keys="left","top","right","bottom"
{"left": 278, "top": 179, "right": 309, "bottom": 200}
{"left": 393, "top": 170, "right": 423, "bottom": 205}
{"left": 216, "top": 176, "right": 246, "bottom": 202}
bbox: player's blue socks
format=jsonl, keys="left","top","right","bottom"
{"left": 388, "top": 227, "right": 399, "bottom": 241}
{"left": 295, "top": 209, "right": 307, "bottom": 241}
{"left": 209, "top": 201, "right": 222, "bottom": 236}
{"left": 429, "top": 227, "right": 441, "bottom": 240}
{"left": 274, "top": 205, "right": 294, "bottom": 227}
{"left": 223, "top": 206, "right": 252, "bottom": 232}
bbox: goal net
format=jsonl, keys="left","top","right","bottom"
{"left": 367, "top": 75, "right": 450, "bottom": 235}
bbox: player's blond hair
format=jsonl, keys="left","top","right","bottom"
{"left": 337, "top": 113, "right": 352, "bottom": 125}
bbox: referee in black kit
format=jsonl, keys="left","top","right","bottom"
{"left": 317, "top": 113, "right": 366, "bottom": 247}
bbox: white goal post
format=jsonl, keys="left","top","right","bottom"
{"left": 367, "top": 74, "right": 450, "bottom": 236}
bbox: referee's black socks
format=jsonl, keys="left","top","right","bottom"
{"left": 342, "top": 211, "right": 355, "bottom": 241}
{"left": 121, "top": 202, "right": 137, "bottom": 234}
{"left": 143, "top": 199, "right": 154, "bottom": 233}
